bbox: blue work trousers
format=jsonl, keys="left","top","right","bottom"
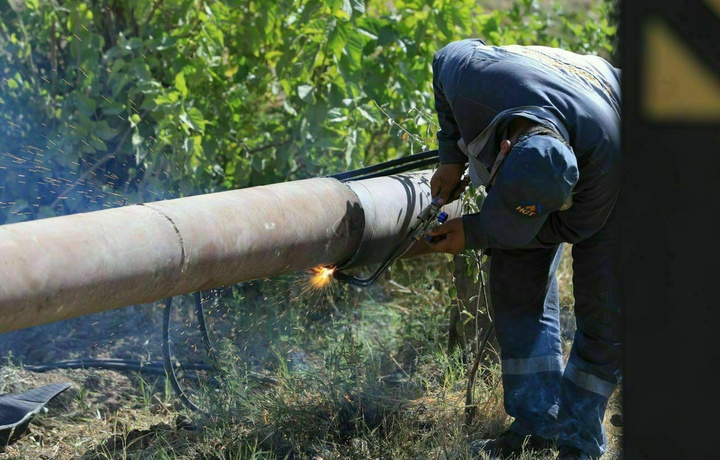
{"left": 489, "top": 206, "right": 622, "bottom": 458}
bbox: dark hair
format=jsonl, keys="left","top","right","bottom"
{"left": 518, "top": 123, "right": 570, "bottom": 149}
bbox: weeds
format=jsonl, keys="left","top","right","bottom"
{"left": 113, "top": 255, "right": 520, "bottom": 459}
{"left": 0, "top": 247, "right": 622, "bottom": 459}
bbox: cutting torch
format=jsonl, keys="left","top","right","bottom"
{"left": 333, "top": 176, "right": 468, "bottom": 287}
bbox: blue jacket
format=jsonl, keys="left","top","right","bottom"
{"left": 432, "top": 38, "right": 621, "bottom": 249}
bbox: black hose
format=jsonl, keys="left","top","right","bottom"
{"left": 334, "top": 157, "right": 440, "bottom": 182}
{"left": 23, "top": 293, "right": 218, "bottom": 414}
{"left": 162, "top": 297, "right": 203, "bottom": 413}
{"left": 162, "top": 290, "right": 227, "bottom": 413}
{"left": 333, "top": 177, "right": 466, "bottom": 288}
{"left": 194, "top": 291, "right": 219, "bottom": 367}
{"left": 330, "top": 149, "right": 438, "bottom": 182}
{"left": 22, "top": 360, "right": 213, "bottom": 375}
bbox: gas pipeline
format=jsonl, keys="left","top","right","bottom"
{"left": 1, "top": 151, "right": 465, "bottom": 411}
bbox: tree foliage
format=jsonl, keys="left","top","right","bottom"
{"left": 0, "top": 0, "right": 617, "bottom": 223}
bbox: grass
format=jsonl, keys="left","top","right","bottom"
{"left": 0, "top": 246, "right": 622, "bottom": 459}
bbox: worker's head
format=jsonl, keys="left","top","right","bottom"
{"left": 482, "top": 125, "right": 579, "bottom": 246}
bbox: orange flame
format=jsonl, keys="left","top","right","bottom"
{"left": 309, "top": 266, "right": 335, "bottom": 289}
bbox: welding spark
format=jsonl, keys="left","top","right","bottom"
{"left": 309, "top": 266, "right": 335, "bottom": 290}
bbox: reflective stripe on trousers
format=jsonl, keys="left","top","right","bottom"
{"left": 489, "top": 206, "right": 622, "bottom": 458}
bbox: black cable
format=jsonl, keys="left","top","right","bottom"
{"left": 23, "top": 293, "right": 218, "bottom": 413}
{"left": 194, "top": 291, "right": 219, "bottom": 367}
{"left": 162, "top": 296, "right": 203, "bottom": 413}
{"left": 23, "top": 360, "right": 213, "bottom": 375}
{"left": 23, "top": 293, "right": 220, "bottom": 414}
{"left": 162, "top": 291, "right": 225, "bottom": 413}
{"left": 20, "top": 289, "right": 221, "bottom": 414}
{"left": 333, "top": 234, "right": 419, "bottom": 287}
{"left": 329, "top": 149, "right": 438, "bottom": 182}
{"left": 334, "top": 157, "right": 440, "bottom": 182}
{"left": 333, "top": 177, "right": 467, "bottom": 287}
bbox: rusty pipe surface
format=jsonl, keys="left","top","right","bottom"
{"left": 0, "top": 171, "right": 461, "bottom": 334}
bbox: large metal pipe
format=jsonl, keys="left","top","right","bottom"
{"left": 0, "top": 171, "right": 460, "bottom": 333}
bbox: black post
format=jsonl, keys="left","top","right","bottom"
{"left": 620, "top": 1, "right": 720, "bottom": 458}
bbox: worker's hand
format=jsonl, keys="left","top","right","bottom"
{"left": 430, "top": 163, "right": 466, "bottom": 206}
{"left": 424, "top": 217, "right": 465, "bottom": 254}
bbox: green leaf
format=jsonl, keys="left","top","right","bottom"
{"left": 180, "top": 107, "right": 206, "bottom": 133}
{"left": 356, "top": 107, "right": 376, "bottom": 124}
{"left": 327, "top": 19, "right": 347, "bottom": 58}
{"left": 356, "top": 27, "right": 378, "bottom": 40}
{"left": 349, "top": 0, "right": 365, "bottom": 14}
{"left": 342, "top": 26, "right": 364, "bottom": 70}
{"left": 297, "top": 84, "right": 314, "bottom": 102}
{"left": 75, "top": 93, "right": 97, "bottom": 117}
{"left": 88, "top": 136, "right": 108, "bottom": 152}
{"left": 300, "top": 0, "right": 322, "bottom": 24}
{"left": 339, "top": 0, "right": 352, "bottom": 18}
{"left": 187, "top": 108, "right": 206, "bottom": 133}
{"left": 174, "top": 72, "right": 188, "bottom": 98}
{"left": 191, "top": 135, "right": 204, "bottom": 156}
{"left": 283, "top": 100, "right": 298, "bottom": 116}
{"left": 179, "top": 113, "right": 194, "bottom": 132}
{"left": 344, "top": 129, "right": 356, "bottom": 167}
{"left": 261, "top": 2, "right": 278, "bottom": 36}
{"left": 81, "top": 142, "right": 96, "bottom": 154}
{"left": 155, "top": 91, "right": 180, "bottom": 106}
{"left": 101, "top": 99, "right": 125, "bottom": 116}
{"left": 327, "top": 107, "right": 347, "bottom": 122}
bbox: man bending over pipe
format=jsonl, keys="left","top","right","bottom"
{"left": 424, "top": 38, "right": 621, "bottom": 460}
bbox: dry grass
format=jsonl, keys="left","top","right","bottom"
{"left": 0, "top": 246, "right": 621, "bottom": 460}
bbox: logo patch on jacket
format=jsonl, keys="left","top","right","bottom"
{"left": 515, "top": 203, "right": 541, "bottom": 216}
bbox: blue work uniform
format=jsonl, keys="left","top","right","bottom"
{"left": 432, "top": 38, "right": 622, "bottom": 458}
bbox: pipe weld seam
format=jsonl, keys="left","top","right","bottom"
{"left": 139, "top": 204, "right": 187, "bottom": 274}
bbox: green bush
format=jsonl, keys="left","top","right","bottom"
{"left": 0, "top": 0, "right": 616, "bottom": 224}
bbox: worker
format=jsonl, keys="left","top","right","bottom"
{"left": 424, "top": 38, "right": 622, "bottom": 460}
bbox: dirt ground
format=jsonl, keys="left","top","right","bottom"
{"left": 0, "top": 296, "right": 220, "bottom": 459}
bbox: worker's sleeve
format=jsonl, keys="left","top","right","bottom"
{"left": 432, "top": 54, "right": 468, "bottom": 165}
{"left": 462, "top": 165, "right": 621, "bottom": 250}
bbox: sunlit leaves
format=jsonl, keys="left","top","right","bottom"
{"left": 0, "top": 0, "right": 617, "bottom": 224}
{"left": 179, "top": 108, "right": 207, "bottom": 134}
{"left": 328, "top": 19, "right": 349, "bottom": 58}
{"left": 349, "top": 0, "right": 365, "bottom": 14}
{"left": 174, "top": 73, "right": 188, "bottom": 98}
{"left": 297, "top": 84, "right": 315, "bottom": 103}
